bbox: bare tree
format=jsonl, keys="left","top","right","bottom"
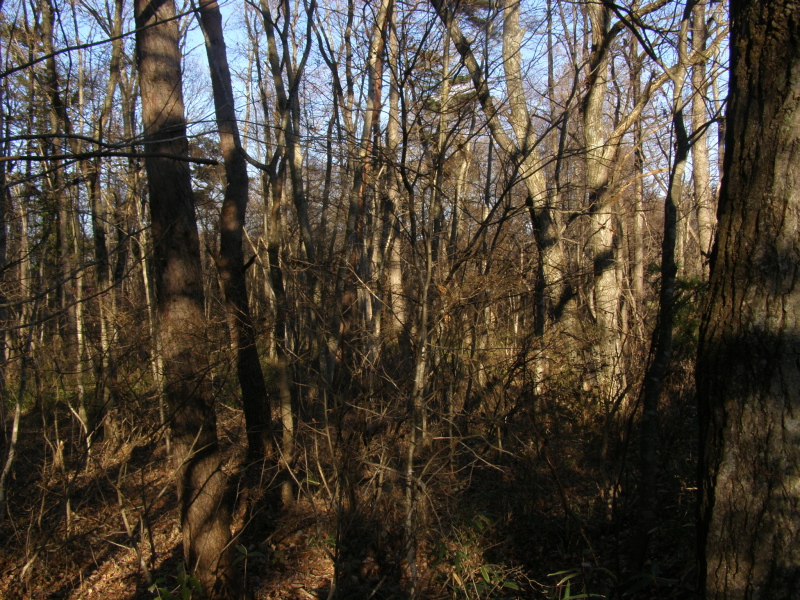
{"left": 430, "top": 0, "right": 570, "bottom": 333}
{"left": 134, "top": 0, "right": 235, "bottom": 593}
{"left": 195, "top": 0, "right": 273, "bottom": 460}
{"left": 690, "top": 0, "right": 714, "bottom": 277}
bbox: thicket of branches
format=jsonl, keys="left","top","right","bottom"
{"left": 0, "top": 0, "right": 728, "bottom": 597}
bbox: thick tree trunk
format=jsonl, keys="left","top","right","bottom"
{"left": 196, "top": 0, "right": 272, "bottom": 460}
{"left": 697, "top": 1, "right": 800, "bottom": 598}
{"left": 134, "top": 0, "right": 234, "bottom": 595}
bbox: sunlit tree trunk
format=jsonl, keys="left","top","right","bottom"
{"left": 196, "top": 0, "right": 272, "bottom": 460}
{"left": 431, "top": 0, "right": 569, "bottom": 327}
{"left": 691, "top": 0, "right": 714, "bottom": 278}
{"left": 583, "top": 1, "right": 622, "bottom": 401}
{"left": 626, "top": 34, "right": 646, "bottom": 310}
{"left": 382, "top": 14, "right": 406, "bottom": 345}
{"left": 580, "top": 0, "right": 681, "bottom": 401}
{"left": 134, "top": 0, "right": 234, "bottom": 593}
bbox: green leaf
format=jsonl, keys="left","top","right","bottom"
{"left": 554, "top": 571, "right": 581, "bottom": 586}
{"left": 148, "top": 584, "right": 174, "bottom": 600}
{"left": 549, "top": 569, "right": 578, "bottom": 577}
{"left": 503, "top": 581, "right": 520, "bottom": 590}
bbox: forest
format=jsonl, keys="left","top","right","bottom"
{"left": 0, "top": 0, "right": 798, "bottom": 598}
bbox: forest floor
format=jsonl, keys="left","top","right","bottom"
{"left": 0, "top": 375, "right": 699, "bottom": 600}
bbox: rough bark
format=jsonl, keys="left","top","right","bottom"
{"left": 134, "top": 0, "right": 234, "bottom": 595}
{"left": 697, "top": 1, "right": 800, "bottom": 598}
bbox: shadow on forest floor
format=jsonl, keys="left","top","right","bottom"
{"left": 0, "top": 365, "right": 699, "bottom": 600}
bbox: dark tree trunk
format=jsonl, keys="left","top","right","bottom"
{"left": 196, "top": 0, "right": 273, "bottom": 460}
{"left": 635, "top": 3, "right": 694, "bottom": 567}
{"left": 635, "top": 108, "right": 686, "bottom": 568}
{"left": 134, "top": 0, "right": 235, "bottom": 595}
{"left": 697, "top": 1, "right": 800, "bottom": 598}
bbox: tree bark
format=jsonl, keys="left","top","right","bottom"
{"left": 134, "top": 0, "right": 234, "bottom": 594}
{"left": 697, "top": 1, "right": 800, "bottom": 598}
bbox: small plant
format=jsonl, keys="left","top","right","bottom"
{"left": 233, "top": 543, "right": 265, "bottom": 582}
{"left": 148, "top": 563, "right": 202, "bottom": 600}
{"left": 432, "top": 513, "right": 525, "bottom": 598}
{"left": 547, "top": 564, "right": 615, "bottom": 600}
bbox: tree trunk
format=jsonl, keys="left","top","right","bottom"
{"left": 431, "top": 0, "right": 570, "bottom": 329}
{"left": 383, "top": 16, "right": 407, "bottom": 345}
{"left": 134, "top": 0, "right": 234, "bottom": 594}
{"left": 503, "top": 0, "right": 574, "bottom": 341}
{"left": 0, "top": 76, "right": 7, "bottom": 454}
{"left": 196, "top": 0, "right": 272, "bottom": 460}
{"left": 635, "top": 4, "right": 693, "bottom": 564}
{"left": 629, "top": 37, "right": 646, "bottom": 304}
{"left": 691, "top": 0, "right": 714, "bottom": 278}
{"left": 583, "top": 1, "right": 622, "bottom": 400}
{"left": 697, "top": 1, "right": 800, "bottom": 597}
